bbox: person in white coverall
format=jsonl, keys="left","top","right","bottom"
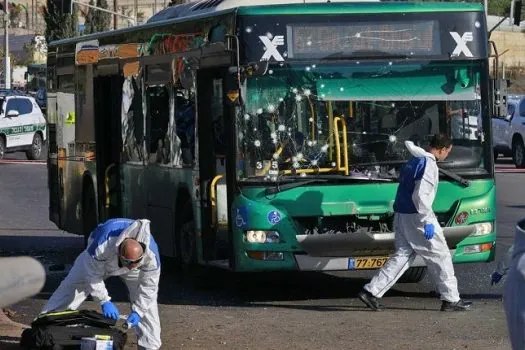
{"left": 491, "top": 244, "right": 514, "bottom": 285}
{"left": 358, "top": 134, "right": 472, "bottom": 311}
{"left": 504, "top": 219, "right": 525, "bottom": 349}
{"left": 40, "top": 218, "right": 162, "bottom": 350}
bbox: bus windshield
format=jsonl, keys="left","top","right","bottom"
{"left": 236, "top": 60, "right": 487, "bottom": 181}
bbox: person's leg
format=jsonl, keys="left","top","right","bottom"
{"left": 363, "top": 235, "right": 415, "bottom": 298}
{"left": 121, "top": 271, "right": 162, "bottom": 350}
{"left": 404, "top": 215, "right": 470, "bottom": 311}
{"left": 40, "top": 255, "right": 90, "bottom": 314}
{"left": 360, "top": 215, "right": 416, "bottom": 309}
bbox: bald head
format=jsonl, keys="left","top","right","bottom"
{"left": 120, "top": 238, "right": 144, "bottom": 260}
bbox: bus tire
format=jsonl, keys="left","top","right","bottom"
{"left": 399, "top": 267, "right": 426, "bottom": 283}
{"left": 175, "top": 198, "right": 197, "bottom": 271}
{"left": 82, "top": 181, "right": 97, "bottom": 248}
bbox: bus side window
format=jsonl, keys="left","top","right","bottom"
{"left": 174, "top": 87, "right": 196, "bottom": 166}
{"left": 146, "top": 86, "right": 170, "bottom": 164}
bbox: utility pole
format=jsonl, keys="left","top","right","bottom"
{"left": 4, "top": 0, "right": 10, "bottom": 89}
{"left": 70, "top": 0, "right": 136, "bottom": 24}
{"left": 113, "top": 0, "right": 117, "bottom": 29}
{"left": 134, "top": 0, "right": 137, "bottom": 24}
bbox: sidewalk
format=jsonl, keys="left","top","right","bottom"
{"left": 0, "top": 309, "right": 29, "bottom": 349}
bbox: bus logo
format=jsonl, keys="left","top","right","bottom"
{"left": 450, "top": 32, "right": 473, "bottom": 58}
{"left": 259, "top": 35, "right": 285, "bottom": 62}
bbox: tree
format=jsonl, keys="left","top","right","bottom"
{"left": 488, "top": 0, "right": 512, "bottom": 16}
{"left": 168, "top": 0, "right": 186, "bottom": 6}
{"left": 84, "top": 0, "right": 111, "bottom": 34}
{"left": 42, "top": 2, "right": 78, "bottom": 42}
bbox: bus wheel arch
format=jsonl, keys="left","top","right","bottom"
{"left": 175, "top": 188, "right": 196, "bottom": 268}
{"left": 81, "top": 174, "right": 98, "bottom": 247}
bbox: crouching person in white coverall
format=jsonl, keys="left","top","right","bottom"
{"left": 504, "top": 219, "right": 525, "bottom": 349}
{"left": 40, "top": 218, "right": 162, "bottom": 350}
{"left": 358, "top": 134, "right": 472, "bottom": 312}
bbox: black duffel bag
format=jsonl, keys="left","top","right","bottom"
{"left": 20, "top": 309, "right": 127, "bottom": 350}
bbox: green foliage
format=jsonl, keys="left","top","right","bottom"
{"left": 43, "top": 1, "right": 78, "bottom": 42}
{"left": 488, "top": 0, "right": 512, "bottom": 16}
{"left": 84, "top": 0, "right": 111, "bottom": 34}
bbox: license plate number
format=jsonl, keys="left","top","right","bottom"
{"left": 348, "top": 256, "right": 388, "bottom": 270}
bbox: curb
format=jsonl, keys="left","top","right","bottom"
{"left": 0, "top": 159, "right": 46, "bottom": 165}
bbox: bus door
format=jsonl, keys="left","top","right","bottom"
{"left": 197, "top": 68, "right": 232, "bottom": 263}
{"left": 93, "top": 71, "right": 124, "bottom": 220}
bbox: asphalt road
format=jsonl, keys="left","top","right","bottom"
{"left": 1, "top": 155, "right": 523, "bottom": 349}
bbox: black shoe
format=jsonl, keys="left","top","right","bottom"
{"left": 358, "top": 289, "right": 384, "bottom": 311}
{"left": 440, "top": 299, "right": 472, "bottom": 311}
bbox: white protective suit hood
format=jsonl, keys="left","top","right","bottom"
{"left": 114, "top": 219, "right": 152, "bottom": 256}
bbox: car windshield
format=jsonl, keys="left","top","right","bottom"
{"left": 236, "top": 61, "right": 488, "bottom": 181}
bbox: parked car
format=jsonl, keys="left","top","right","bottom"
{"left": 492, "top": 95, "right": 525, "bottom": 167}
{"left": 0, "top": 90, "right": 47, "bottom": 160}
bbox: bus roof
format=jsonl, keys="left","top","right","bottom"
{"left": 48, "top": 0, "right": 484, "bottom": 48}
{"left": 149, "top": 0, "right": 483, "bottom": 21}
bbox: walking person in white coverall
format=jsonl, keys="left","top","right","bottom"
{"left": 358, "top": 134, "right": 472, "bottom": 311}
{"left": 41, "top": 218, "right": 162, "bottom": 350}
{"left": 503, "top": 219, "right": 525, "bottom": 349}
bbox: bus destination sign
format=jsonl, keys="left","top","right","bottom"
{"left": 286, "top": 21, "right": 441, "bottom": 59}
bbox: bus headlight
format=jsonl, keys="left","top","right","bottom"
{"left": 471, "top": 222, "right": 493, "bottom": 236}
{"left": 245, "top": 230, "right": 280, "bottom": 243}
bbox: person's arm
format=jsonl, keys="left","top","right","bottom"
{"left": 131, "top": 267, "right": 160, "bottom": 317}
{"left": 495, "top": 244, "right": 514, "bottom": 276}
{"left": 83, "top": 252, "right": 111, "bottom": 304}
{"left": 412, "top": 161, "right": 437, "bottom": 216}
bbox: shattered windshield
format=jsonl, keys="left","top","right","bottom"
{"left": 236, "top": 60, "right": 487, "bottom": 181}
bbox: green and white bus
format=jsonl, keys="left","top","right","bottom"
{"left": 47, "top": 0, "right": 499, "bottom": 281}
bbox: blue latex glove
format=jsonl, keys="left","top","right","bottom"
{"left": 101, "top": 301, "right": 120, "bottom": 320}
{"left": 127, "top": 311, "right": 141, "bottom": 328}
{"left": 491, "top": 271, "right": 503, "bottom": 285}
{"left": 424, "top": 223, "right": 435, "bottom": 240}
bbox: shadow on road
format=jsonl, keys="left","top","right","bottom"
{"left": 0, "top": 235, "right": 503, "bottom": 311}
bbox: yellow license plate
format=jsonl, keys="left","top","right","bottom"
{"left": 348, "top": 256, "right": 389, "bottom": 270}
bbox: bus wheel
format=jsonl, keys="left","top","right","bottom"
{"left": 176, "top": 203, "right": 196, "bottom": 270}
{"left": 399, "top": 267, "right": 426, "bottom": 283}
{"left": 82, "top": 181, "right": 97, "bottom": 248}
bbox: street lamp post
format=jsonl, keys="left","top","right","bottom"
{"left": 70, "top": 0, "right": 137, "bottom": 27}
{"left": 3, "top": 0, "right": 10, "bottom": 89}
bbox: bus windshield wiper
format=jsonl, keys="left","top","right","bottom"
{"left": 438, "top": 167, "right": 471, "bottom": 188}
{"left": 265, "top": 173, "right": 393, "bottom": 195}
{"left": 350, "top": 160, "right": 470, "bottom": 187}
{"left": 265, "top": 179, "right": 328, "bottom": 195}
